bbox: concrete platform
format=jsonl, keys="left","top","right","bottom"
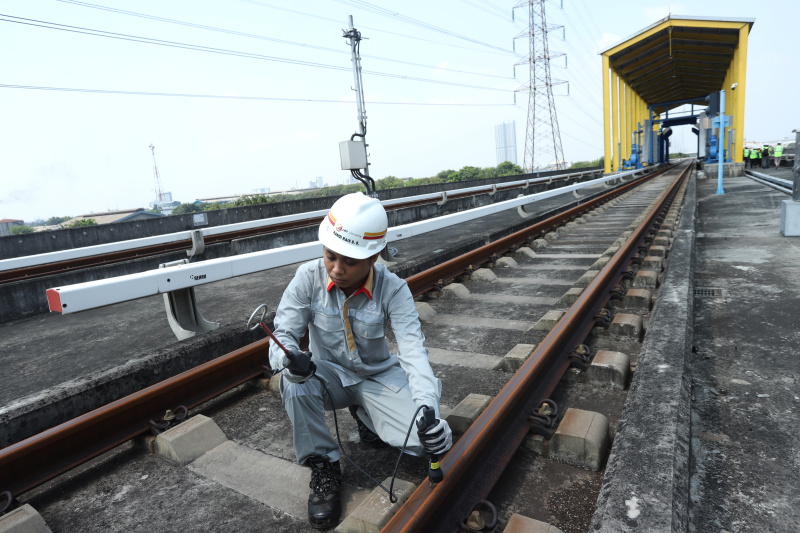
{"left": 592, "top": 174, "right": 800, "bottom": 531}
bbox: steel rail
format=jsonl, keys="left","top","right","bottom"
{"left": 0, "top": 165, "right": 657, "bottom": 500}
{"left": 404, "top": 165, "right": 673, "bottom": 296}
{"left": 0, "top": 338, "right": 269, "bottom": 497}
{"left": 1, "top": 174, "right": 592, "bottom": 285}
{"left": 383, "top": 162, "right": 692, "bottom": 532}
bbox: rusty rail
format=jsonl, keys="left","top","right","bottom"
{"left": 405, "top": 166, "right": 672, "bottom": 296}
{"left": 0, "top": 339, "right": 269, "bottom": 497}
{"left": 383, "top": 162, "right": 692, "bottom": 532}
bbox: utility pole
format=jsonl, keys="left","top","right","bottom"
{"left": 514, "top": 0, "right": 567, "bottom": 172}
{"left": 150, "top": 144, "right": 165, "bottom": 206}
{"left": 343, "top": 16, "right": 371, "bottom": 182}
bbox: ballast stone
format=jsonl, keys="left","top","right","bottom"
{"left": 557, "top": 287, "right": 584, "bottom": 305}
{"left": 335, "top": 477, "right": 416, "bottom": 533}
{"left": 446, "top": 393, "right": 492, "bottom": 434}
{"left": 586, "top": 350, "right": 630, "bottom": 390}
{"left": 470, "top": 268, "right": 497, "bottom": 281}
{"left": 440, "top": 283, "right": 470, "bottom": 299}
{"left": 531, "top": 310, "right": 565, "bottom": 331}
{"left": 609, "top": 313, "right": 644, "bottom": 341}
{"left": 504, "top": 514, "right": 565, "bottom": 533}
{"left": 633, "top": 270, "right": 658, "bottom": 289}
{"left": 0, "top": 504, "right": 52, "bottom": 533}
{"left": 621, "top": 288, "right": 652, "bottom": 311}
{"left": 414, "top": 302, "right": 437, "bottom": 321}
{"left": 153, "top": 414, "right": 228, "bottom": 465}
{"left": 549, "top": 408, "right": 609, "bottom": 471}
{"left": 575, "top": 270, "right": 599, "bottom": 287}
{"left": 641, "top": 255, "right": 663, "bottom": 271}
{"left": 516, "top": 246, "right": 536, "bottom": 258}
{"left": 495, "top": 256, "right": 517, "bottom": 268}
{"left": 496, "top": 343, "right": 537, "bottom": 372}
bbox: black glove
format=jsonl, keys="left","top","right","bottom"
{"left": 417, "top": 416, "right": 453, "bottom": 455}
{"left": 282, "top": 349, "right": 316, "bottom": 384}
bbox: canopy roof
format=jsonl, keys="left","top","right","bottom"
{"left": 600, "top": 16, "right": 754, "bottom": 111}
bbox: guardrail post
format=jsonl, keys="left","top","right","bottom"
{"left": 186, "top": 230, "right": 205, "bottom": 258}
{"left": 159, "top": 259, "right": 219, "bottom": 340}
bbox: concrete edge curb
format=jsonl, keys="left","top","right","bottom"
{"left": 589, "top": 171, "right": 696, "bottom": 532}
{"left": 0, "top": 323, "right": 263, "bottom": 448}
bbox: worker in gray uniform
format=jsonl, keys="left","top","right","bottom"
{"left": 268, "top": 192, "right": 452, "bottom": 529}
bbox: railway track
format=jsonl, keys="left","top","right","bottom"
{"left": 1, "top": 163, "right": 690, "bottom": 532}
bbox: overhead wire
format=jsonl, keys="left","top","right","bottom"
{"left": 0, "top": 83, "right": 514, "bottom": 106}
{"left": 458, "top": 0, "right": 513, "bottom": 23}
{"left": 329, "top": 0, "right": 514, "bottom": 54}
{"left": 237, "top": 0, "right": 512, "bottom": 57}
{"left": 54, "top": 0, "right": 512, "bottom": 79}
{"left": 0, "top": 15, "right": 514, "bottom": 93}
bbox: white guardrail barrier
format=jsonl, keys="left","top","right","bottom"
{"left": 1, "top": 171, "right": 601, "bottom": 274}
{"left": 744, "top": 170, "right": 793, "bottom": 193}
{"left": 45, "top": 166, "right": 653, "bottom": 318}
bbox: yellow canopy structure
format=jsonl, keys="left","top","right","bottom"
{"left": 600, "top": 15, "right": 754, "bottom": 172}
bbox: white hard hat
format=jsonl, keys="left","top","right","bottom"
{"left": 318, "top": 192, "right": 388, "bottom": 259}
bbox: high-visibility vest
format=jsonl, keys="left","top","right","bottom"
{"left": 744, "top": 148, "right": 750, "bottom": 157}
{"left": 750, "top": 149, "right": 759, "bottom": 158}
{"left": 775, "top": 145, "right": 784, "bottom": 157}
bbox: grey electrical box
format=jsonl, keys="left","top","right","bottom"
{"left": 339, "top": 140, "right": 367, "bottom": 170}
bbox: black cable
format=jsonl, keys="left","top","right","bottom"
{"left": 0, "top": 83, "right": 514, "bottom": 105}
{"left": 238, "top": 0, "right": 513, "bottom": 57}
{"left": 357, "top": 170, "right": 376, "bottom": 196}
{"left": 0, "top": 15, "right": 513, "bottom": 93}
{"left": 330, "top": 0, "right": 514, "bottom": 54}
{"left": 279, "top": 366, "right": 425, "bottom": 504}
{"left": 54, "top": 0, "right": 513, "bottom": 80}
{"left": 330, "top": 398, "right": 425, "bottom": 503}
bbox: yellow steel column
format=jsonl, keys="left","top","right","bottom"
{"left": 623, "top": 83, "right": 630, "bottom": 166}
{"left": 734, "top": 24, "right": 748, "bottom": 164}
{"left": 626, "top": 84, "right": 633, "bottom": 163}
{"left": 602, "top": 55, "right": 611, "bottom": 173}
{"left": 612, "top": 72, "right": 619, "bottom": 171}
{"left": 620, "top": 82, "right": 627, "bottom": 166}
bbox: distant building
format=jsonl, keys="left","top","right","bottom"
{"left": 149, "top": 193, "right": 179, "bottom": 215}
{"left": 495, "top": 121, "right": 517, "bottom": 165}
{"left": 64, "top": 209, "right": 164, "bottom": 226}
{"left": 252, "top": 187, "right": 271, "bottom": 194}
{"left": 0, "top": 219, "right": 24, "bottom": 237}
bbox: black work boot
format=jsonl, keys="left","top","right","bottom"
{"left": 307, "top": 455, "right": 341, "bottom": 529}
{"left": 349, "top": 405, "right": 388, "bottom": 448}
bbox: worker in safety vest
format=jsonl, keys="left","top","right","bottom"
{"left": 774, "top": 143, "right": 784, "bottom": 169}
{"left": 743, "top": 146, "right": 750, "bottom": 168}
{"left": 761, "top": 145, "right": 770, "bottom": 169}
{"left": 750, "top": 145, "right": 760, "bottom": 167}
{"left": 268, "top": 192, "right": 451, "bottom": 529}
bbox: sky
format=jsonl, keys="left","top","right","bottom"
{"left": 1, "top": 0, "right": 796, "bottom": 222}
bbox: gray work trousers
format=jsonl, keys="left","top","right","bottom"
{"left": 280, "top": 360, "right": 426, "bottom": 464}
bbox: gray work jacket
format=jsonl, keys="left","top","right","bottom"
{"left": 268, "top": 259, "right": 441, "bottom": 414}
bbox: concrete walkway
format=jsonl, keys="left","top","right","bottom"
{"left": 690, "top": 174, "right": 800, "bottom": 531}
{"left": 591, "top": 171, "right": 800, "bottom": 532}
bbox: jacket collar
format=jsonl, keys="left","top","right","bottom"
{"left": 326, "top": 267, "right": 374, "bottom": 300}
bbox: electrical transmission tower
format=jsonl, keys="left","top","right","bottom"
{"left": 514, "top": 0, "right": 566, "bottom": 172}
{"left": 150, "top": 143, "right": 165, "bottom": 205}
